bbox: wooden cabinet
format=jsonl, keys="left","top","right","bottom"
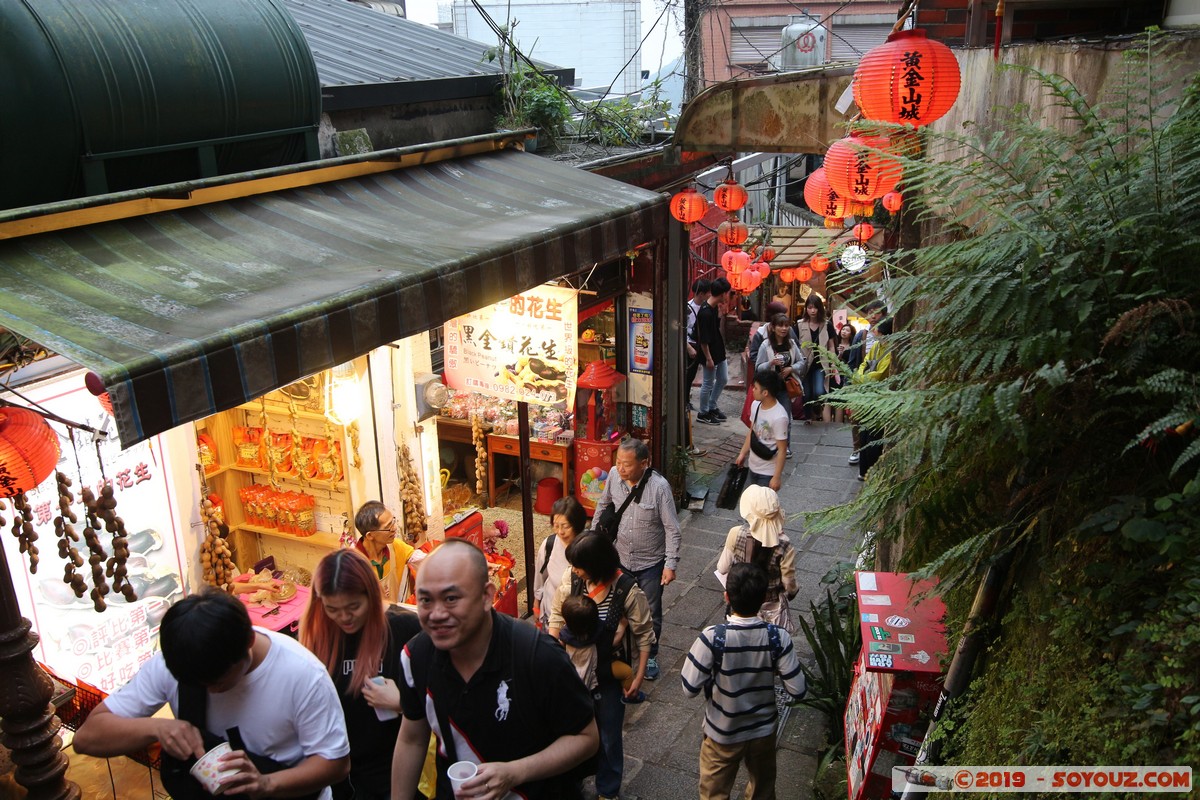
{"left": 486, "top": 433, "right": 571, "bottom": 508}
{"left": 197, "top": 393, "right": 354, "bottom": 577}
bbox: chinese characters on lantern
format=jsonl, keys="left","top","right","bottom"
{"left": 444, "top": 286, "right": 578, "bottom": 408}
{"left": 899, "top": 50, "right": 924, "bottom": 121}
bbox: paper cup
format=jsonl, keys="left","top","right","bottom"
{"left": 447, "top": 760, "right": 478, "bottom": 797}
{"left": 370, "top": 676, "right": 399, "bottom": 721}
{"left": 189, "top": 742, "right": 239, "bottom": 795}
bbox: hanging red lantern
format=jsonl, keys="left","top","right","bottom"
{"left": 0, "top": 407, "right": 61, "bottom": 498}
{"left": 853, "top": 29, "right": 962, "bottom": 128}
{"left": 803, "top": 167, "right": 850, "bottom": 225}
{"left": 810, "top": 254, "right": 830, "bottom": 273}
{"left": 669, "top": 186, "right": 709, "bottom": 228}
{"left": 761, "top": 246, "right": 777, "bottom": 263}
{"left": 824, "top": 134, "right": 902, "bottom": 203}
{"left": 713, "top": 178, "right": 748, "bottom": 213}
{"left": 721, "top": 249, "right": 752, "bottom": 275}
{"left": 883, "top": 191, "right": 904, "bottom": 213}
{"left": 796, "top": 265, "right": 814, "bottom": 283}
{"left": 98, "top": 393, "right": 114, "bottom": 416}
{"left": 753, "top": 261, "right": 771, "bottom": 277}
{"left": 745, "top": 271, "right": 763, "bottom": 292}
{"left": 780, "top": 268, "right": 795, "bottom": 283}
{"left": 717, "top": 218, "right": 749, "bottom": 247}
{"left": 853, "top": 222, "right": 876, "bottom": 241}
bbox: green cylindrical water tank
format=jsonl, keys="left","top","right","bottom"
{"left": 0, "top": 0, "right": 321, "bottom": 210}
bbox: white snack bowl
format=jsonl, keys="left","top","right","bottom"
{"left": 189, "top": 742, "right": 239, "bottom": 795}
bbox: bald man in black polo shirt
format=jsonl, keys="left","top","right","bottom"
{"left": 391, "top": 539, "right": 597, "bottom": 800}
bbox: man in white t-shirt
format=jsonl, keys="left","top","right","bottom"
{"left": 74, "top": 589, "right": 350, "bottom": 799}
{"left": 736, "top": 369, "right": 789, "bottom": 491}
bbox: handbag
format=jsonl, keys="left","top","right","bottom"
{"left": 784, "top": 374, "right": 803, "bottom": 399}
{"left": 716, "top": 464, "right": 748, "bottom": 510}
{"left": 593, "top": 469, "right": 652, "bottom": 542}
{"left": 160, "top": 682, "right": 322, "bottom": 800}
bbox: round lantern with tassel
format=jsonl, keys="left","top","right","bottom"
{"left": 780, "top": 268, "right": 795, "bottom": 283}
{"left": 761, "top": 246, "right": 777, "bottom": 263}
{"left": 669, "top": 186, "right": 708, "bottom": 228}
{"left": 712, "top": 178, "right": 748, "bottom": 213}
{"left": 853, "top": 29, "right": 962, "bottom": 127}
{"left": 803, "top": 168, "right": 850, "bottom": 228}
{"left": 796, "top": 265, "right": 814, "bottom": 283}
{"left": 810, "top": 254, "right": 830, "bottom": 273}
{"left": 824, "top": 134, "right": 902, "bottom": 204}
{"left": 717, "top": 218, "right": 749, "bottom": 248}
{"left": 754, "top": 261, "right": 771, "bottom": 277}
{"left": 883, "top": 191, "right": 904, "bottom": 214}
{"left": 0, "top": 407, "right": 61, "bottom": 498}
{"left": 853, "top": 222, "right": 876, "bottom": 242}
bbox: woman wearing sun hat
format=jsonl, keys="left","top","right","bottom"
{"left": 716, "top": 485, "right": 798, "bottom": 633}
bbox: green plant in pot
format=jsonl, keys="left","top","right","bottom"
{"left": 487, "top": 32, "right": 570, "bottom": 150}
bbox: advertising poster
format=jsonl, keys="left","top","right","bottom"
{"left": 629, "top": 308, "right": 653, "bottom": 376}
{"left": 1, "top": 374, "right": 187, "bottom": 693}
{"left": 444, "top": 285, "right": 578, "bottom": 408}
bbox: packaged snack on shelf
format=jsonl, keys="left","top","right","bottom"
{"left": 266, "top": 431, "right": 296, "bottom": 476}
{"left": 232, "top": 427, "right": 265, "bottom": 469}
{"left": 197, "top": 433, "right": 220, "bottom": 474}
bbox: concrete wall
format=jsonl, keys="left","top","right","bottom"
{"left": 452, "top": 0, "right": 641, "bottom": 95}
{"left": 319, "top": 97, "right": 496, "bottom": 157}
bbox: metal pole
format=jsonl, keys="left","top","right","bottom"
{"left": 516, "top": 402, "right": 536, "bottom": 615}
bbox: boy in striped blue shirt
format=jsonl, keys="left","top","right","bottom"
{"left": 681, "top": 563, "right": 805, "bottom": 799}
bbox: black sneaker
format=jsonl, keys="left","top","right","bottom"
{"left": 712, "top": 409, "right": 728, "bottom": 421}
{"left": 697, "top": 411, "right": 720, "bottom": 425}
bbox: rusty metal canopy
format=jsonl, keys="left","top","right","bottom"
{"left": 670, "top": 64, "right": 856, "bottom": 155}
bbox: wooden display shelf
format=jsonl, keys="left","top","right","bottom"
{"left": 235, "top": 402, "right": 329, "bottom": 423}
{"left": 237, "top": 523, "right": 341, "bottom": 550}
{"left": 224, "top": 465, "right": 344, "bottom": 489}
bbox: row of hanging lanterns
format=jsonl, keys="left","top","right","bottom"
{"left": 668, "top": 27, "right": 960, "bottom": 283}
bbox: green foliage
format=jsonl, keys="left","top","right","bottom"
{"left": 495, "top": 62, "right": 570, "bottom": 144}
{"left": 815, "top": 33, "right": 1200, "bottom": 769}
{"left": 796, "top": 586, "right": 861, "bottom": 726}
{"left": 576, "top": 83, "right": 672, "bottom": 147}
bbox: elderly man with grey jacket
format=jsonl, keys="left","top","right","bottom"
{"left": 591, "top": 437, "right": 681, "bottom": 681}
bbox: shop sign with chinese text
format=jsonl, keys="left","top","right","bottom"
{"left": 444, "top": 286, "right": 578, "bottom": 408}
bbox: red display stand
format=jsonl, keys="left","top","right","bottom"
{"left": 574, "top": 439, "right": 619, "bottom": 512}
{"left": 845, "top": 572, "right": 947, "bottom": 800}
{"left": 446, "top": 510, "right": 484, "bottom": 548}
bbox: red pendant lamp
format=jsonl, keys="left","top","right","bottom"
{"left": 669, "top": 186, "right": 709, "bottom": 228}
{"left": 824, "top": 134, "right": 902, "bottom": 204}
{"left": 780, "top": 268, "right": 795, "bottom": 283}
{"left": 803, "top": 168, "right": 850, "bottom": 228}
{"left": 853, "top": 29, "right": 962, "bottom": 127}
{"left": 761, "top": 246, "right": 777, "bottom": 263}
{"left": 883, "top": 191, "right": 904, "bottom": 213}
{"left": 717, "top": 218, "right": 749, "bottom": 248}
{"left": 721, "top": 249, "right": 752, "bottom": 275}
{"left": 853, "top": 222, "right": 876, "bottom": 242}
{"left": 810, "top": 254, "right": 830, "bottom": 273}
{"left": 0, "top": 407, "right": 61, "bottom": 498}
{"left": 796, "top": 265, "right": 814, "bottom": 283}
{"left": 712, "top": 178, "right": 748, "bottom": 213}
{"left": 753, "top": 261, "right": 771, "bottom": 277}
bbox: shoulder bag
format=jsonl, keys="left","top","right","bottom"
{"left": 748, "top": 406, "right": 779, "bottom": 461}
{"left": 593, "top": 469, "right": 653, "bottom": 542}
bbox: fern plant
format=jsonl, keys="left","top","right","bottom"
{"left": 817, "top": 32, "right": 1200, "bottom": 767}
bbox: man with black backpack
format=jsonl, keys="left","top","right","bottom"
{"left": 391, "top": 539, "right": 597, "bottom": 800}
{"left": 681, "top": 563, "right": 805, "bottom": 800}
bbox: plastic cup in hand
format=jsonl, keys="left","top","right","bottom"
{"left": 447, "top": 760, "right": 478, "bottom": 797}
{"left": 370, "top": 676, "right": 399, "bottom": 721}
{"left": 189, "top": 742, "right": 240, "bottom": 795}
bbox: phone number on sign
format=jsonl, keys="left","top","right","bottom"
{"left": 893, "top": 766, "right": 1193, "bottom": 793}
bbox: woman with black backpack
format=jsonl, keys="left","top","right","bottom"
{"left": 548, "top": 533, "right": 655, "bottom": 800}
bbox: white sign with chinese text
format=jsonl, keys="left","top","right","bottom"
{"left": 444, "top": 286, "right": 578, "bottom": 408}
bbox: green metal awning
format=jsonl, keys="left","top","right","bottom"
{"left": 0, "top": 148, "right": 667, "bottom": 447}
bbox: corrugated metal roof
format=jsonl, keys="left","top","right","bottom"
{"left": 285, "top": 0, "right": 500, "bottom": 86}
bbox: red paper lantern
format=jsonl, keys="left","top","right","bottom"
{"left": 753, "top": 261, "right": 771, "bottom": 277}
{"left": 810, "top": 254, "right": 830, "bottom": 273}
{"left": 669, "top": 186, "right": 708, "bottom": 227}
{"left": 713, "top": 179, "right": 748, "bottom": 213}
{"left": 853, "top": 222, "right": 876, "bottom": 241}
{"left": 883, "top": 191, "right": 904, "bottom": 213}
{"left": 780, "top": 268, "right": 795, "bottom": 283}
{"left": 98, "top": 393, "right": 114, "bottom": 416}
{"left": 803, "top": 167, "right": 850, "bottom": 224}
{"left": 717, "top": 218, "right": 749, "bottom": 247}
{"left": 796, "top": 265, "right": 814, "bottom": 282}
{"left": 745, "top": 271, "right": 763, "bottom": 292}
{"left": 824, "top": 134, "right": 902, "bottom": 203}
{"left": 721, "top": 249, "right": 752, "bottom": 275}
{"left": 853, "top": 29, "right": 961, "bottom": 127}
{"left": 0, "top": 407, "right": 60, "bottom": 498}
{"left": 761, "top": 246, "right": 777, "bottom": 263}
